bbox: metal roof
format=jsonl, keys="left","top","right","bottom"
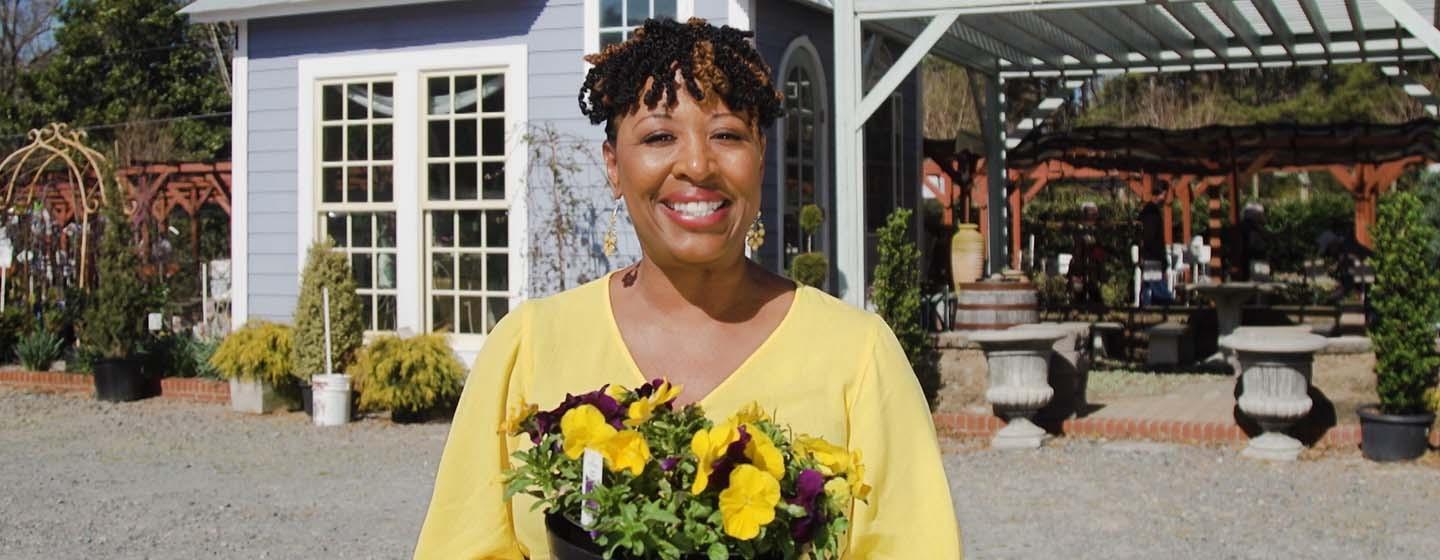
{"left": 801, "top": 1, "right": 1440, "bottom": 77}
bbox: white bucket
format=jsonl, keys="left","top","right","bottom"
{"left": 311, "top": 373, "right": 352, "bottom": 427}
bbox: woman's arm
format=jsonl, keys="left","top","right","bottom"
{"left": 414, "top": 307, "right": 529, "bottom": 560}
{"left": 845, "top": 317, "right": 964, "bottom": 559}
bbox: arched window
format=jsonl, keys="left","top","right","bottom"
{"left": 777, "top": 38, "right": 828, "bottom": 273}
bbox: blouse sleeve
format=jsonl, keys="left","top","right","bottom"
{"left": 414, "top": 305, "right": 529, "bottom": 560}
{"left": 845, "top": 317, "right": 964, "bottom": 559}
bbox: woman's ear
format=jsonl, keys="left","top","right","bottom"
{"left": 602, "top": 140, "right": 622, "bottom": 199}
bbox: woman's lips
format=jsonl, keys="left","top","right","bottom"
{"left": 659, "top": 199, "right": 732, "bottom": 229}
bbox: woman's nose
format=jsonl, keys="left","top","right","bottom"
{"left": 673, "top": 134, "right": 716, "bottom": 184}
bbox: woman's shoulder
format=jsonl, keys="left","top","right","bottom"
{"left": 510, "top": 273, "right": 612, "bottom": 333}
{"left": 790, "top": 285, "right": 890, "bottom": 344}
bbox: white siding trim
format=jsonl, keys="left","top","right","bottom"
{"left": 230, "top": 22, "right": 249, "bottom": 330}
{"left": 295, "top": 44, "right": 529, "bottom": 350}
{"left": 728, "top": 0, "right": 755, "bottom": 30}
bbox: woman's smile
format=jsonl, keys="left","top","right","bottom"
{"left": 657, "top": 190, "right": 733, "bottom": 229}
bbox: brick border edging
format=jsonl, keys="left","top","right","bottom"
{"left": 0, "top": 370, "right": 229, "bottom": 404}
{"left": 932, "top": 412, "right": 1440, "bottom": 449}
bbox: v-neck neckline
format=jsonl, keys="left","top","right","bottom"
{"left": 600, "top": 269, "right": 805, "bottom": 407}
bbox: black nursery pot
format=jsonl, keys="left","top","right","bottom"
{"left": 545, "top": 514, "right": 607, "bottom": 560}
{"left": 1357, "top": 404, "right": 1435, "bottom": 462}
{"left": 93, "top": 357, "right": 157, "bottom": 402}
{"left": 300, "top": 384, "right": 313, "bottom": 416}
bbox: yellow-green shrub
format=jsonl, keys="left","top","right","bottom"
{"left": 209, "top": 321, "right": 295, "bottom": 387}
{"left": 351, "top": 332, "right": 465, "bottom": 414}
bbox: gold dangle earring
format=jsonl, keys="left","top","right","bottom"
{"left": 745, "top": 215, "right": 765, "bottom": 253}
{"left": 602, "top": 201, "right": 620, "bottom": 258}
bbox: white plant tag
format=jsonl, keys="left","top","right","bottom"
{"left": 580, "top": 449, "right": 603, "bottom": 528}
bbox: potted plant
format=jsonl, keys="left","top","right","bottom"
{"left": 1359, "top": 190, "right": 1440, "bottom": 461}
{"left": 292, "top": 240, "right": 364, "bottom": 421}
{"left": 80, "top": 177, "right": 155, "bottom": 402}
{"left": 350, "top": 332, "right": 465, "bottom": 423}
{"left": 788, "top": 204, "right": 827, "bottom": 288}
{"left": 505, "top": 381, "right": 863, "bottom": 559}
{"left": 210, "top": 321, "right": 296, "bottom": 413}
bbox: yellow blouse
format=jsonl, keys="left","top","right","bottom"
{"left": 414, "top": 273, "right": 962, "bottom": 559}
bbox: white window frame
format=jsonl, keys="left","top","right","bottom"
{"left": 421, "top": 68, "right": 515, "bottom": 346}
{"left": 313, "top": 76, "right": 400, "bottom": 333}
{"left": 584, "top": 0, "right": 694, "bottom": 67}
{"left": 297, "top": 44, "right": 528, "bottom": 352}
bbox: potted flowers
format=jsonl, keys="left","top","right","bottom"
{"left": 209, "top": 321, "right": 296, "bottom": 414}
{"left": 1359, "top": 190, "right": 1440, "bottom": 461}
{"left": 504, "top": 380, "right": 865, "bottom": 559}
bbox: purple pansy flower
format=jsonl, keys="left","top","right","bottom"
{"left": 788, "top": 469, "right": 826, "bottom": 543}
{"left": 705, "top": 424, "right": 753, "bottom": 492}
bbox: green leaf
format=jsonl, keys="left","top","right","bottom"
{"left": 707, "top": 542, "right": 729, "bottom": 560}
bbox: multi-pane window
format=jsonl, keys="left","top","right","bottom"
{"left": 598, "top": 0, "right": 678, "bottom": 50}
{"left": 424, "top": 71, "right": 511, "bottom": 336}
{"left": 317, "top": 79, "right": 398, "bottom": 332}
{"left": 782, "top": 62, "right": 820, "bottom": 269}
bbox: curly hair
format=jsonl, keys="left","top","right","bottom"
{"left": 579, "top": 17, "right": 784, "bottom": 141}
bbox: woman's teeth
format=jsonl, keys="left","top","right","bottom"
{"left": 668, "top": 200, "right": 724, "bottom": 218}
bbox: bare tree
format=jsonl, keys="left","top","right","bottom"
{"left": 0, "top": 0, "right": 59, "bottom": 99}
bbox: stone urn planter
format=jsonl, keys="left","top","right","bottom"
{"left": 969, "top": 329, "right": 1065, "bottom": 449}
{"left": 1230, "top": 333, "right": 1328, "bottom": 461}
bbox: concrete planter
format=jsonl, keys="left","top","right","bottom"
{"left": 970, "top": 329, "right": 1064, "bottom": 449}
{"left": 229, "top": 378, "right": 283, "bottom": 414}
{"left": 1231, "top": 334, "right": 1328, "bottom": 461}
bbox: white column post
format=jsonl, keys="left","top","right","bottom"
{"left": 982, "top": 72, "right": 1007, "bottom": 275}
{"left": 230, "top": 21, "right": 249, "bottom": 330}
{"left": 834, "top": 0, "right": 866, "bottom": 307}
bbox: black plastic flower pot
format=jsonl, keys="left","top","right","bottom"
{"left": 1357, "top": 404, "right": 1435, "bottom": 462}
{"left": 390, "top": 407, "right": 429, "bottom": 424}
{"left": 545, "top": 513, "right": 606, "bottom": 560}
{"left": 93, "top": 357, "right": 157, "bottom": 402}
{"left": 300, "top": 384, "right": 313, "bottom": 416}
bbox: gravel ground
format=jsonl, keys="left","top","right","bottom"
{"left": 3, "top": 387, "right": 1438, "bottom": 559}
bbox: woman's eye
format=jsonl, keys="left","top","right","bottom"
{"left": 642, "top": 132, "right": 674, "bottom": 144}
{"left": 713, "top": 131, "right": 745, "bottom": 141}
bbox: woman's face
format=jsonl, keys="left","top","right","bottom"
{"left": 604, "top": 83, "right": 765, "bottom": 269}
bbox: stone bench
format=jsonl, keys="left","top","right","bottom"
{"left": 1146, "top": 323, "right": 1192, "bottom": 367}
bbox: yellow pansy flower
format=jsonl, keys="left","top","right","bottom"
{"left": 824, "top": 477, "right": 852, "bottom": 504}
{"left": 796, "top": 435, "right": 850, "bottom": 476}
{"left": 718, "top": 464, "right": 781, "bottom": 540}
{"left": 733, "top": 402, "right": 771, "bottom": 424}
{"left": 624, "top": 399, "right": 656, "bottom": 428}
{"left": 743, "top": 425, "right": 785, "bottom": 480}
{"left": 560, "top": 405, "right": 618, "bottom": 460}
{"left": 848, "top": 450, "right": 871, "bottom": 502}
{"left": 689, "top": 421, "right": 740, "bottom": 494}
{"left": 650, "top": 379, "right": 682, "bottom": 405}
{"left": 605, "top": 384, "right": 629, "bottom": 400}
{"left": 601, "top": 430, "right": 651, "bottom": 476}
{"left": 499, "top": 400, "right": 538, "bottom": 436}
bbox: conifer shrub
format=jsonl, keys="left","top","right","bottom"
{"left": 80, "top": 176, "right": 147, "bottom": 359}
{"left": 351, "top": 332, "right": 466, "bottom": 416}
{"left": 291, "top": 240, "right": 364, "bottom": 382}
{"left": 210, "top": 321, "right": 295, "bottom": 387}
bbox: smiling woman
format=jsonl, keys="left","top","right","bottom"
{"left": 415, "top": 18, "right": 963, "bottom": 560}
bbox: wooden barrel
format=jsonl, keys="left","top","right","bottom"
{"left": 955, "top": 282, "right": 1039, "bottom": 330}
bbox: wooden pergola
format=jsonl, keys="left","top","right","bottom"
{"left": 1002, "top": 119, "right": 1438, "bottom": 270}
{"left": 3, "top": 162, "right": 232, "bottom": 283}
{"left": 926, "top": 120, "right": 1437, "bottom": 273}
